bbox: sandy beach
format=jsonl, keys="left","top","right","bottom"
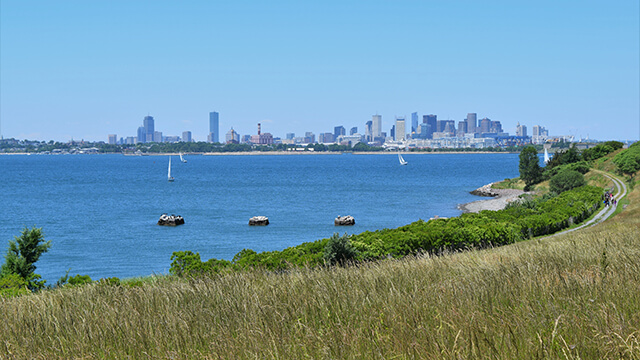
{"left": 459, "top": 187, "right": 526, "bottom": 213}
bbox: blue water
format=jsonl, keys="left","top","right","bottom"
{"left": 0, "top": 153, "right": 522, "bottom": 283}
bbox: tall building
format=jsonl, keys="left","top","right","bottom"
{"left": 457, "top": 121, "right": 467, "bottom": 135}
{"left": 209, "top": 112, "right": 219, "bottom": 143}
{"left": 480, "top": 118, "right": 491, "bottom": 133}
{"left": 365, "top": 120, "right": 373, "bottom": 141}
{"left": 395, "top": 117, "right": 406, "bottom": 141}
{"left": 137, "top": 126, "right": 146, "bottom": 144}
{"left": 182, "top": 131, "right": 192, "bottom": 142}
{"left": 334, "top": 126, "right": 345, "bottom": 138}
{"left": 372, "top": 114, "right": 382, "bottom": 138}
{"left": 153, "top": 131, "right": 163, "bottom": 143}
{"left": 350, "top": 127, "right": 358, "bottom": 135}
{"left": 516, "top": 122, "right": 527, "bottom": 137}
{"left": 466, "top": 113, "right": 477, "bottom": 134}
{"left": 423, "top": 114, "right": 437, "bottom": 139}
{"left": 286, "top": 133, "right": 295, "bottom": 140}
{"left": 305, "top": 132, "right": 315, "bottom": 143}
{"left": 143, "top": 116, "right": 154, "bottom": 143}
{"left": 390, "top": 125, "right": 395, "bottom": 140}
{"left": 108, "top": 134, "right": 117, "bottom": 145}
{"left": 411, "top": 112, "right": 418, "bottom": 133}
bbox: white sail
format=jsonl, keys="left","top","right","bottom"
{"left": 398, "top": 152, "right": 408, "bottom": 165}
{"left": 180, "top": 152, "right": 187, "bottom": 163}
{"left": 168, "top": 156, "right": 174, "bottom": 182}
{"left": 544, "top": 148, "right": 550, "bottom": 164}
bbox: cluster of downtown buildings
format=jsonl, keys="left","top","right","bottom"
{"left": 109, "top": 112, "right": 558, "bottom": 149}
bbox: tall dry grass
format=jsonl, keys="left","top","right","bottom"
{"left": 1, "top": 185, "right": 639, "bottom": 359}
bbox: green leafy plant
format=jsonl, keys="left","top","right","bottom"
{"left": 1, "top": 227, "right": 51, "bottom": 291}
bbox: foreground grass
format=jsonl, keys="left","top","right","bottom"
{"left": 1, "top": 187, "right": 639, "bottom": 359}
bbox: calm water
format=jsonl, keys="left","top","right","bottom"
{"left": 1, "top": 153, "right": 521, "bottom": 283}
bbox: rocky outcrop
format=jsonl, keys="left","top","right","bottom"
{"left": 158, "top": 214, "right": 185, "bottom": 226}
{"left": 249, "top": 216, "right": 269, "bottom": 226}
{"left": 469, "top": 183, "right": 500, "bottom": 197}
{"left": 335, "top": 215, "right": 355, "bottom": 226}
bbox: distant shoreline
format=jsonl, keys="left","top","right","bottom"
{"left": 1, "top": 151, "right": 517, "bottom": 156}
{"left": 0, "top": 151, "right": 517, "bottom": 156}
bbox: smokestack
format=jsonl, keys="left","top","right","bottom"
{"left": 258, "top": 123, "right": 261, "bottom": 135}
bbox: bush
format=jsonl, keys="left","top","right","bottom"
{"left": 323, "top": 233, "right": 358, "bottom": 265}
{"left": 0, "top": 273, "right": 30, "bottom": 298}
{"left": 549, "top": 169, "right": 586, "bottom": 194}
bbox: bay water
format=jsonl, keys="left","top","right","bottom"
{"left": 0, "top": 153, "right": 522, "bottom": 283}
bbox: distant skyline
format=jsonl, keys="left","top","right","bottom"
{"left": 1, "top": 1, "right": 639, "bottom": 142}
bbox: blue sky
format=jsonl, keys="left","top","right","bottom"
{"left": 1, "top": 0, "right": 638, "bottom": 142}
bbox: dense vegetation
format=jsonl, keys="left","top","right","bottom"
{"left": 613, "top": 141, "right": 640, "bottom": 178}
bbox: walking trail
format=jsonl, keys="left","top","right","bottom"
{"left": 550, "top": 170, "right": 628, "bottom": 237}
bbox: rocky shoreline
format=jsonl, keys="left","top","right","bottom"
{"left": 459, "top": 184, "right": 527, "bottom": 213}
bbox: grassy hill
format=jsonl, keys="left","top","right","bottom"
{"left": 1, "top": 155, "right": 638, "bottom": 359}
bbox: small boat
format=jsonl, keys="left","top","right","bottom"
{"left": 543, "top": 148, "right": 550, "bottom": 164}
{"left": 180, "top": 152, "right": 187, "bottom": 163}
{"left": 398, "top": 152, "right": 408, "bottom": 165}
{"left": 168, "top": 156, "right": 175, "bottom": 182}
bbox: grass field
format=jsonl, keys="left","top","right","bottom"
{"left": 1, "top": 175, "right": 638, "bottom": 359}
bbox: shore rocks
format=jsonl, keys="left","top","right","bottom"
{"left": 335, "top": 215, "right": 355, "bottom": 226}
{"left": 158, "top": 214, "right": 185, "bottom": 226}
{"left": 249, "top": 216, "right": 269, "bottom": 226}
{"left": 469, "top": 183, "right": 500, "bottom": 197}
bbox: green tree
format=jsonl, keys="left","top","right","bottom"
{"left": 549, "top": 169, "right": 586, "bottom": 194}
{"left": 1, "top": 227, "right": 51, "bottom": 291}
{"left": 519, "top": 146, "right": 542, "bottom": 191}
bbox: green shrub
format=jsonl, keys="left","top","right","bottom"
{"left": 0, "top": 273, "right": 30, "bottom": 298}
{"left": 323, "top": 233, "right": 358, "bottom": 265}
{"left": 549, "top": 169, "right": 586, "bottom": 194}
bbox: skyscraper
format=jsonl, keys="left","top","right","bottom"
{"left": 423, "top": 114, "right": 437, "bottom": 139}
{"left": 466, "top": 113, "right": 477, "bottom": 134}
{"left": 480, "top": 118, "right": 491, "bottom": 133}
{"left": 372, "top": 114, "right": 382, "bottom": 138}
{"left": 143, "top": 116, "right": 154, "bottom": 143}
{"left": 395, "top": 117, "right": 406, "bottom": 141}
{"left": 365, "top": 120, "right": 373, "bottom": 141}
{"left": 182, "top": 131, "right": 192, "bottom": 142}
{"left": 411, "top": 112, "right": 418, "bottom": 133}
{"left": 334, "top": 126, "right": 346, "bottom": 138}
{"left": 516, "top": 122, "right": 527, "bottom": 137}
{"left": 209, "top": 112, "right": 219, "bottom": 143}
{"left": 350, "top": 127, "right": 358, "bottom": 135}
{"left": 108, "top": 134, "right": 117, "bottom": 145}
{"left": 137, "top": 126, "right": 146, "bottom": 144}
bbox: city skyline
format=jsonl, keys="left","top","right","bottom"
{"left": 1, "top": 1, "right": 638, "bottom": 142}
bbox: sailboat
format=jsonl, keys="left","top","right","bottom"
{"left": 180, "top": 152, "right": 187, "bottom": 163}
{"left": 398, "top": 151, "right": 408, "bottom": 166}
{"left": 168, "top": 156, "right": 175, "bottom": 182}
{"left": 543, "top": 148, "right": 550, "bottom": 164}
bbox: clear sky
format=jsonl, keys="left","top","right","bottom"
{"left": 1, "top": 0, "right": 639, "bottom": 142}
